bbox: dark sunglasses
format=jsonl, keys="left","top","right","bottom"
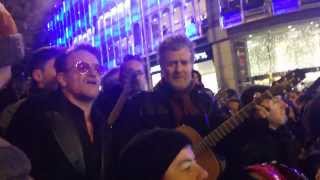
{"left": 73, "top": 60, "right": 106, "bottom": 75}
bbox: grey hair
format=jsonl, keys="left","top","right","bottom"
{"left": 158, "top": 35, "right": 195, "bottom": 65}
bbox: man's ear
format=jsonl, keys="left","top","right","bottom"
{"left": 32, "top": 69, "right": 43, "bottom": 83}
{"left": 56, "top": 72, "right": 67, "bottom": 87}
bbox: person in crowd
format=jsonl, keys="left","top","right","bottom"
{"left": 0, "top": 137, "right": 32, "bottom": 180}
{"left": 100, "top": 67, "right": 120, "bottom": 92}
{"left": 0, "top": 2, "right": 33, "bottom": 179}
{"left": 218, "top": 88, "right": 240, "bottom": 119}
{"left": 300, "top": 95, "right": 320, "bottom": 180}
{"left": 113, "top": 36, "right": 222, "bottom": 178}
{"left": 94, "top": 55, "right": 149, "bottom": 179}
{"left": 0, "top": 46, "right": 65, "bottom": 135}
{"left": 28, "top": 46, "right": 65, "bottom": 94}
{"left": 192, "top": 69, "right": 214, "bottom": 98}
{"left": 131, "top": 35, "right": 220, "bottom": 133}
{"left": 218, "top": 85, "right": 300, "bottom": 179}
{"left": 94, "top": 54, "right": 148, "bottom": 126}
{"left": 7, "top": 44, "right": 112, "bottom": 180}
{"left": 0, "top": 2, "right": 24, "bottom": 112}
{"left": 115, "top": 128, "right": 208, "bottom": 180}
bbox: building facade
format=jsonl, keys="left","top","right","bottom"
{"left": 46, "top": 0, "right": 219, "bottom": 92}
{"left": 46, "top": 0, "right": 320, "bottom": 92}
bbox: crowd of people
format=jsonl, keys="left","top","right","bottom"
{"left": 1, "top": 2, "right": 320, "bottom": 180}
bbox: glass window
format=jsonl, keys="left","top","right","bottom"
{"left": 133, "top": 22, "right": 142, "bottom": 54}
{"left": 160, "top": 0, "right": 170, "bottom": 5}
{"left": 184, "top": 1, "right": 198, "bottom": 38}
{"left": 172, "top": 3, "right": 183, "bottom": 33}
{"left": 121, "top": 37, "right": 128, "bottom": 57}
{"left": 143, "top": 17, "right": 153, "bottom": 52}
{"left": 148, "top": 0, "right": 158, "bottom": 8}
{"left": 247, "top": 20, "right": 320, "bottom": 77}
{"left": 161, "top": 9, "right": 171, "bottom": 37}
{"left": 114, "top": 40, "right": 121, "bottom": 65}
{"left": 151, "top": 14, "right": 161, "bottom": 50}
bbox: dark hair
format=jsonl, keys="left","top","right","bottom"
{"left": 241, "top": 85, "right": 270, "bottom": 106}
{"left": 105, "top": 67, "right": 120, "bottom": 80}
{"left": 29, "top": 46, "right": 65, "bottom": 72}
{"left": 192, "top": 70, "right": 202, "bottom": 82}
{"left": 158, "top": 35, "right": 195, "bottom": 65}
{"left": 55, "top": 44, "right": 101, "bottom": 73}
{"left": 119, "top": 54, "right": 145, "bottom": 83}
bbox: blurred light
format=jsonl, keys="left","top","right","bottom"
{"left": 316, "top": 24, "right": 320, "bottom": 28}
{"left": 249, "top": 34, "right": 253, "bottom": 38}
{"left": 288, "top": 25, "right": 292, "bottom": 29}
{"left": 310, "top": 21, "right": 314, "bottom": 25}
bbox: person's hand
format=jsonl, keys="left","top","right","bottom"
{"left": 255, "top": 104, "right": 270, "bottom": 119}
{"left": 0, "top": 3, "right": 17, "bottom": 36}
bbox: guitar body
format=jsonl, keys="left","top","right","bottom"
{"left": 177, "top": 125, "right": 220, "bottom": 180}
{"left": 176, "top": 70, "right": 306, "bottom": 180}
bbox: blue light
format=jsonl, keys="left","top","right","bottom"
{"left": 185, "top": 22, "right": 197, "bottom": 38}
{"left": 221, "top": 10, "right": 242, "bottom": 28}
{"left": 148, "top": 0, "right": 157, "bottom": 7}
{"left": 132, "top": 14, "right": 140, "bottom": 22}
{"left": 63, "top": 1, "right": 66, "bottom": 13}
{"left": 113, "top": 27, "right": 120, "bottom": 37}
{"left": 77, "top": 20, "right": 81, "bottom": 28}
{"left": 125, "top": 17, "right": 131, "bottom": 32}
{"left": 94, "top": 35, "right": 101, "bottom": 47}
{"left": 91, "top": 1, "right": 97, "bottom": 16}
{"left": 107, "top": 59, "right": 116, "bottom": 69}
{"left": 101, "top": 0, "right": 107, "bottom": 9}
{"left": 65, "top": 27, "right": 69, "bottom": 38}
{"left": 272, "top": 0, "right": 299, "bottom": 15}
{"left": 105, "top": 27, "right": 112, "bottom": 37}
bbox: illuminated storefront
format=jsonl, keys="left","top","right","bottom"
{"left": 243, "top": 18, "right": 320, "bottom": 85}
{"left": 217, "top": 0, "right": 320, "bottom": 87}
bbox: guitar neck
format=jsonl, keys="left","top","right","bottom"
{"left": 202, "top": 103, "right": 254, "bottom": 149}
{"left": 193, "top": 69, "right": 305, "bottom": 154}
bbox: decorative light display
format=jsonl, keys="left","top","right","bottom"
{"left": 46, "top": 0, "right": 208, "bottom": 68}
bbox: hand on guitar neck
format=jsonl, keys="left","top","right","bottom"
{"left": 177, "top": 69, "right": 306, "bottom": 180}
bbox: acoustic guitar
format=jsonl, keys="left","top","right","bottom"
{"left": 177, "top": 69, "right": 305, "bottom": 180}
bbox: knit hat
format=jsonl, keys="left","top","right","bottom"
{"left": 116, "top": 128, "right": 191, "bottom": 180}
{"left": 0, "top": 137, "right": 31, "bottom": 180}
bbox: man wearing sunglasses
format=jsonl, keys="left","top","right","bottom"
{"left": 7, "top": 44, "right": 111, "bottom": 180}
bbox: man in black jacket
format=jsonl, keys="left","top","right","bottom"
{"left": 116, "top": 35, "right": 221, "bottom": 155}
{"left": 94, "top": 54, "right": 148, "bottom": 126}
{"left": 0, "top": 47, "right": 65, "bottom": 135}
{"left": 7, "top": 44, "right": 111, "bottom": 180}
